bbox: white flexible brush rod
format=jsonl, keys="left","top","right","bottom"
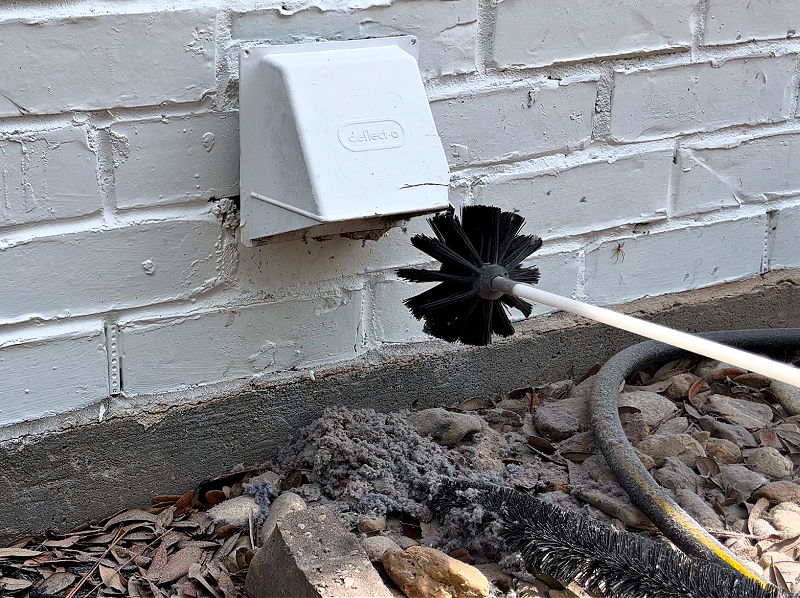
{"left": 492, "top": 277, "right": 800, "bottom": 388}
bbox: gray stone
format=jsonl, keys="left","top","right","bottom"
{"left": 619, "top": 390, "right": 678, "bottom": 426}
{"left": 746, "top": 447, "right": 793, "bottom": 480}
{"left": 771, "top": 380, "right": 800, "bottom": 416}
{"left": 406, "top": 408, "right": 483, "bottom": 447}
{"left": 259, "top": 492, "right": 306, "bottom": 545}
{"left": 771, "top": 506, "right": 800, "bottom": 537}
{"left": 635, "top": 434, "right": 706, "bottom": 467}
{"left": 705, "top": 438, "right": 741, "bottom": 464}
{"left": 705, "top": 394, "right": 773, "bottom": 429}
{"left": 656, "top": 417, "right": 689, "bottom": 436}
{"left": 663, "top": 373, "right": 701, "bottom": 400}
{"left": 245, "top": 507, "right": 393, "bottom": 598}
{"left": 673, "top": 488, "right": 724, "bottom": 530}
{"left": 362, "top": 535, "right": 402, "bottom": 563}
{"left": 697, "top": 416, "right": 757, "bottom": 447}
{"left": 754, "top": 481, "right": 800, "bottom": 504}
{"left": 751, "top": 518, "right": 779, "bottom": 537}
{"left": 533, "top": 395, "right": 589, "bottom": 441}
{"left": 358, "top": 516, "right": 386, "bottom": 535}
{"left": 206, "top": 495, "right": 261, "bottom": 528}
{"left": 717, "top": 465, "right": 768, "bottom": 503}
{"left": 653, "top": 457, "right": 699, "bottom": 492}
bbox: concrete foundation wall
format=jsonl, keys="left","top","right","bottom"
{"left": 0, "top": 0, "right": 799, "bottom": 524}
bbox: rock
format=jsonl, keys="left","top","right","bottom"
{"left": 771, "top": 380, "right": 800, "bottom": 416}
{"left": 383, "top": 546, "right": 490, "bottom": 598}
{"left": 754, "top": 481, "right": 800, "bottom": 504}
{"left": 690, "top": 430, "right": 710, "bottom": 448}
{"left": 750, "top": 519, "right": 779, "bottom": 538}
{"left": 663, "top": 373, "right": 701, "bottom": 399}
{"left": 705, "top": 394, "right": 773, "bottom": 429}
{"left": 717, "top": 465, "right": 768, "bottom": 503}
{"left": 534, "top": 395, "right": 590, "bottom": 441}
{"left": 474, "top": 563, "right": 512, "bottom": 593}
{"left": 695, "top": 359, "right": 738, "bottom": 380}
{"left": 362, "top": 536, "right": 402, "bottom": 563}
{"left": 619, "top": 391, "right": 678, "bottom": 426}
{"left": 656, "top": 417, "right": 689, "bottom": 436}
{"left": 653, "top": 457, "right": 699, "bottom": 492}
{"left": 407, "top": 408, "right": 483, "bottom": 447}
{"left": 705, "top": 438, "right": 741, "bottom": 464}
{"left": 206, "top": 496, "right": 261, "bottom": 528}
{"left": 771, "top": 507, "right": 800, "bottom": 537}
{"left": 697, "top": 416, "right": 757, "bottom": 447}
{"left": 673, "top": 488, "right": 724, "bottom": 530}
{"left": 259, "top": 492, "right": 307, "bottom": 545}
{"left": 358, "top": 516, "right": 386, "bottom": 536}
{"left": 634, "top": 447, "right": 656, "bottom": 470}
{"left": 635, "top": 434, "right": 706, "bottom": 467}
{"left": 246, "top": 507, "right": 393, "bottom": 598}
{"left": 482, "top": 408, "right": 524, "bottom": 431}
{"left": 494, "top": 397, "right": 529, "bottom": 416}
{"left": 746, "top": 447, "right": 793, "bottom": 480}
{"left": 619, "top": 410, "right": 649, "bottom": 443}
{"left": 387, "top": 533, "right": 419, "bottom": 550}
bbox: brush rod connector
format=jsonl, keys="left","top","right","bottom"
{"left": 475, "top": 264, "right": 508, "bottom": 300}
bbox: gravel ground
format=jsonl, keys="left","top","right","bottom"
{"left": 3, "top": 353, "right": 800, "bottom": 597}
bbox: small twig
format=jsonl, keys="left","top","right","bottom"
{"left": 248, "top": 508, "right": 256, "bottom": 550}
{"left": 526, "top": 444, "right": 569, "bottom": 467}
{"left": 708, "top": 529, "right": 774, "bottom": 541}
{"left": 65, "top": 525, "right": 131, "bottom": 598}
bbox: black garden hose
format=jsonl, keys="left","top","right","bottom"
{"left": 591, "top": 328, "right": 800, "bottom": 585}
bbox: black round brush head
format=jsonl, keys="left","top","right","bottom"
{"left": 397, "top": 205, "right": 543, "bottom": 346}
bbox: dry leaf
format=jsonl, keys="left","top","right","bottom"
{"left": 208, "top": 563, "right": 236, "bottom": 598}
{"left": 0, "top": 548, "right": 42, "bottom": 559}
{"left": 146, "top": 542, "right": 168, "bottom": 581}
{"left": 713, "top": 367, "right": 748, "bottom": 381}
{"left": 748, "top": 498, "right": 771, "bottom": 535}
{"left": 99, "top": 564, "right": 128, "bottom": 593}
{"left": 38, "top": 571, "right": 77, "bottom": 594}
{"left": 0, "top": 577, "right": 33, "bottom": 592}
{"left": 696, "top": 457, "right": 721, "bottom": 478}
{"left": 174, "top": 490, "right": 196, "bottom": 516}
{"left": 104, "top": 509, "right": 161, "bottom": 530}
{"left": 204, "top": 490, "right": 226, "bottom": 505}
{"left": 158, "top": 546, "right": 203, "bottom": 584}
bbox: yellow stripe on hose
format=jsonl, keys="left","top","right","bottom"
{"left": 624, "top": 461, "right": 768, "bottom": 588}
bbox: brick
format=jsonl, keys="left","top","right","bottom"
{"left": 674, "top": 133, "right": 800, "bottom": 216}
{"left": 231, "top": 0, "right": 477, "bottom": 79}
{"left": 112, "top": 113, "right": 239, "bottom": 209}
{"left": 0, "top": 325, "right": 108, "bottom": 427}
{"left": 119, "top": 291, "right": 362, "bottom": 395}
{"left": 245, "top": 507, "right": 392, "bottom": 598}
{"left": 610, "top": 56, "right": 796, "bottom": 142}
{"left": 493, "top": 0, "right": 693, "bottom": 69}
{"left": 372, "top": 250, "right": 579, "bottom": 343}
{"left": 235, "top": 217, "right": 433, "bottom": 293}
{"left": 0, "top": 217, "right": 223, "bottom": 323}
{"left": 584, "top": 215, "right": 767, "bottom": 305}
{"left": 474, "top": 151, "right": 671, "bottom": 237}
{"left": 431, "top": 80, "right": 596, "bottom": 167}
{"left": 0, "top": 9, "right": 216, "bottom": 117}
{"left": 0, "top": 126, "right": 101, "bottom": 226}
{"left": 772, "top": 204, "right": 800, "bottom": 270}
{"left": 705, "top": 0, "right": 798, "bottom": 45}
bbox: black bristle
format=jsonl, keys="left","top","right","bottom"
{"left": 397, "top": 206, "right": 543, "bottom": 346}
{"left": 433, "top": 481, "right": 793, "bottom": 598}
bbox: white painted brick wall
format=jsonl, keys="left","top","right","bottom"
{"left": 492, "top": 0, "right": 694, "bottom": 69}
{"left": 473, "top": 151, "right": 672, "bottom": 238}
{"left": 611, "top": 55, "right": 797, "bottom": 141}
{"left": 0, "top": 125, "right": 101, "bottom": 225}
{"left": 431, "top": 79, "right": 597, "bottom": 166}
{"left": 705, "top": 0, "right": 798, "bottom": 46}
{"left": 0, "top": 0, "right": 799, "bottom": 432}
{"left": 0, "top": 9, "right": 217, "bottom": 117}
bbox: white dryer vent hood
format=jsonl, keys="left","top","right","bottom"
{"left": 239, "top": 36, "right": 452, "bottom": 246}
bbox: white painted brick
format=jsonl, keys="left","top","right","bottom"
{"left": 0, "top": 217, "right": 223, "bottom": 324}
{"left": 584, "top": 215, "right": 767, "bottom": 305}
{"left": 0, "top": 326, "right": 108, "bottom": 426}
{"left": 120, "top": 291, "right": 362, "bottom": 395}
{"left": 493, "top": 0, "right": 693, "bottom": 69}
{"left": 705, "top": 0, "right": 798, "bottom": 45}
{"left": 610, "top": 56, "right": 796, "bottom": 142}
{"left": 112, "top": 113, "right": 239, "bottom": 209}
{"left": 772, "top": 204, "right": 800, "bottom": 269}
{"left": 431, "top": 80, "right": 597, "bottom": 167}
{"left": 0, "top": 126, "right": 101, "bottom": 226}
{"left": 474, "top": 151, "right": 672, "bottom": 238}
{"left": 0, "top": 9, "right": 216, "bottom": 117}
{"left": 674, "top": 133, "right": 800, "bottom": 216}
{"left": 230, "top": 0, "right": 477, "bottom": 79}
{"left": 235, "top": 216, "right": 434, "bottom": 293}
{"left": 373, "top": 250, "right": 579, "bottom": 343}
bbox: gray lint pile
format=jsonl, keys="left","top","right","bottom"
{"left": 265, "top": 406, "right": 573, "bottom": 559}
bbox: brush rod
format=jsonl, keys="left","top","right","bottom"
{"left": 492, "top": 277, "right": 800, "bottom": 388}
